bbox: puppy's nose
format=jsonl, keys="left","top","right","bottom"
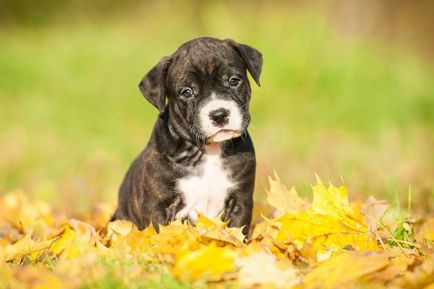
{"left": 209, "top": 108, "right": 230, "bottom": 126}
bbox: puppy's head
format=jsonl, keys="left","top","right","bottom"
{"left": 139, "top": 37, "right": 262, "bottom": 144}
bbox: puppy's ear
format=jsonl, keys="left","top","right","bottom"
{"left": 226, "top": 39, "right": 263, "bottom": 86}
{"left": 138, "top": 56, "right": 171, "bottom": 112}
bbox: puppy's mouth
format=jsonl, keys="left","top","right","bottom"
{"left": 208, "top": 129, "right": 242, "bottom": 143}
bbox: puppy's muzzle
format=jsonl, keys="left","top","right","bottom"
{"left": 209, "top": 108, "right": 230, "bottom": 127}
{"left": 199, "top": 97, "right": 244, "bottom": 143}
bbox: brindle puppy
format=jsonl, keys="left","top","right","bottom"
{"left": 111, "top": 37, "right": 262, "bottom": 235}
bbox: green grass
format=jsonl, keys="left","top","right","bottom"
{"left": 0, "top": 2, "right": 433, "bottom": 208}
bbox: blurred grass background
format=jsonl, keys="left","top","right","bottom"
{"left": 0, "top": 0, "right": 433, "bottom": 216}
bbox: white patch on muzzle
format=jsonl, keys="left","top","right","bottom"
{"left": 199, "top": 93, "right": 243, "bottom": 143}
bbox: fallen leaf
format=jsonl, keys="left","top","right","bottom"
{"left": 150, "top": 220, "right": 200, "bottom": 255}
{"left": 172, "top": 243, "right": 237, "bottom": 281}
{"left": 391, "top": 256, "right": 434, "bottom": 289}
{"left": 302, "top": 251, "right": 390, "bottom": 289}
{"left": 273, "top": 177, "right": 380, "bottom": 261}
{"left": 311, "top": 175, "right": 361, "bottom": 222}
{"left": 4, "top": 234, "right": 52, "bottom": 262}
{"left": 236, "top": 252, "right": 300, "bottom": 288}
{"left": 420, "top": 216, "right": 434, "bottom": 241}
{"left": 267, "top": 172, "right": 307, "bottom": 216}
{"left": 195, "top": 213, "right": 245, "bottom": 246}
{"left": 361, "top": 196, "right": 389, "bottom": 231}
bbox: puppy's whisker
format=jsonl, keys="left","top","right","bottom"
{"left": 240, "top": 103, "right": 249, "bottom": 109}
{"left": 190, "top": 123, "right": 206, "bottom": 147}
{"left": 239, "top": 134, "right": 244, "bottom": 143}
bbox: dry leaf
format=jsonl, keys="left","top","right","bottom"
{"left": 420, "top": 216, "right": 434, "bottom": 241}
{"left": 4, "top": 234, "right": 52, "bottom": 262}
{"left": 303, "top": 251, "right": 390, "bottom": 289}
{"left": 172, "top": 243, "right": 237, "bottom": 281}
{"left": 361, "top": 196, "right": 389, "bottom": 231}
{"left": 391, "top": 256, "right": 434, "bottom": 289}
{"left": 195, "top": 213, "right": 245, "bottom": 246}
{"left": 274, "top": 177, "right": 379, "bottom": 261}
{"left": 267, "top": 172, "right": 307, "bottom": 216}
{"left": 236, "top": 252, "right": 300, "bottom": 288}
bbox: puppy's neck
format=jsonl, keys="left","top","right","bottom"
{"left": 204, "top": 143, "right": 222, "bottom": 155}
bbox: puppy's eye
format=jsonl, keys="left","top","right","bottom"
{"left": 229, "top": 77, "right": 241, "bottom": 87}
{"left": 180, "top": 87, "right": 194, "bottom": 99}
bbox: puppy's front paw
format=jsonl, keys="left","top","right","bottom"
{"left": 222, "top": 197, "right": 241, "bottom": 222}
{"left": 165, "top": 195, "right": 183, "bottom": 224}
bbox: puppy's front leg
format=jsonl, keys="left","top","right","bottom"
{"left": 165, "top": 194, "right": 183, "bottom": 224}
{"left": 153, "top": 194, "right": 184, "bottom": 229}
{"left": 222, "top": 193, "right": 253, "bottom": 236}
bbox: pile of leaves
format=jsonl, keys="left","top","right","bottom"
{"left": 1, "top": 175, "right": 433, "bottom": 289}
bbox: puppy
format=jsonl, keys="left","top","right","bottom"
{"left": 111, "top": 37, "right": 262, "bottom": 235}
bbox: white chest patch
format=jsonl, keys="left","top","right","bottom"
{"left": 177, "top": 146, "right": 234, "bottom": 221}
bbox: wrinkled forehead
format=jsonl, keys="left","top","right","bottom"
{"left": 168, "top": 41, "right": 244, "bottom": 80}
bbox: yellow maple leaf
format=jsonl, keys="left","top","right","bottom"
{"left": 236, "top": 252, "right": 300, "bottom": 288}
{"left": 267, "top": 172, "right": 308, "bottom": 216}
{"left": 195, "top": 213, "right": 245, "bottom": 246}
{"left": 107, "top": 223, "right": 156, "bottom": 260}
{"left": 420, "top": 216, "right": 434, "bottom": 241}
{"left": 311, "top": 175, "right": 363, "bottom": 224}
{"left": 172, "top": 243, "right": 237, "bottom": 281}
{"left": 4, "top": 234, "right": 52, "bottom": 262}
{"left": 302, "top": 251, "right": 390, "bottom": 289}
{"left": 391, "top": 255, "right": 434, "bottom": 289}
{"left": 106, "top": 220, "right": 134, "bottom": 237}
{"left": 365, "top": 247, "right": 418, "bottom": 284}
{"left": 50, "top": 225, "right": 79, "bottom": 258}
{"left": 272, "top": 176, "right": 380, "bottom": 260}
{"left": 124, "top": 227, "right": 155, "bottom": 254}
{"left": 361, "top": 196, "right": 389, "bottom": 231}
{"left": 0, "top": 244, "right": 4, "bottom": 261}
{"left": 150, "top": 220, "right": 201, "bottom": 255}
{"left": 0, "top": 192, "right": 54, "bottom": 237}
{"left": 49, "top": 221, "right": 99, "bottom": 259}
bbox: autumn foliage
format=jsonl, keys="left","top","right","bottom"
{"left": 1, "top": 175, "right": 433, "bottom": 289}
